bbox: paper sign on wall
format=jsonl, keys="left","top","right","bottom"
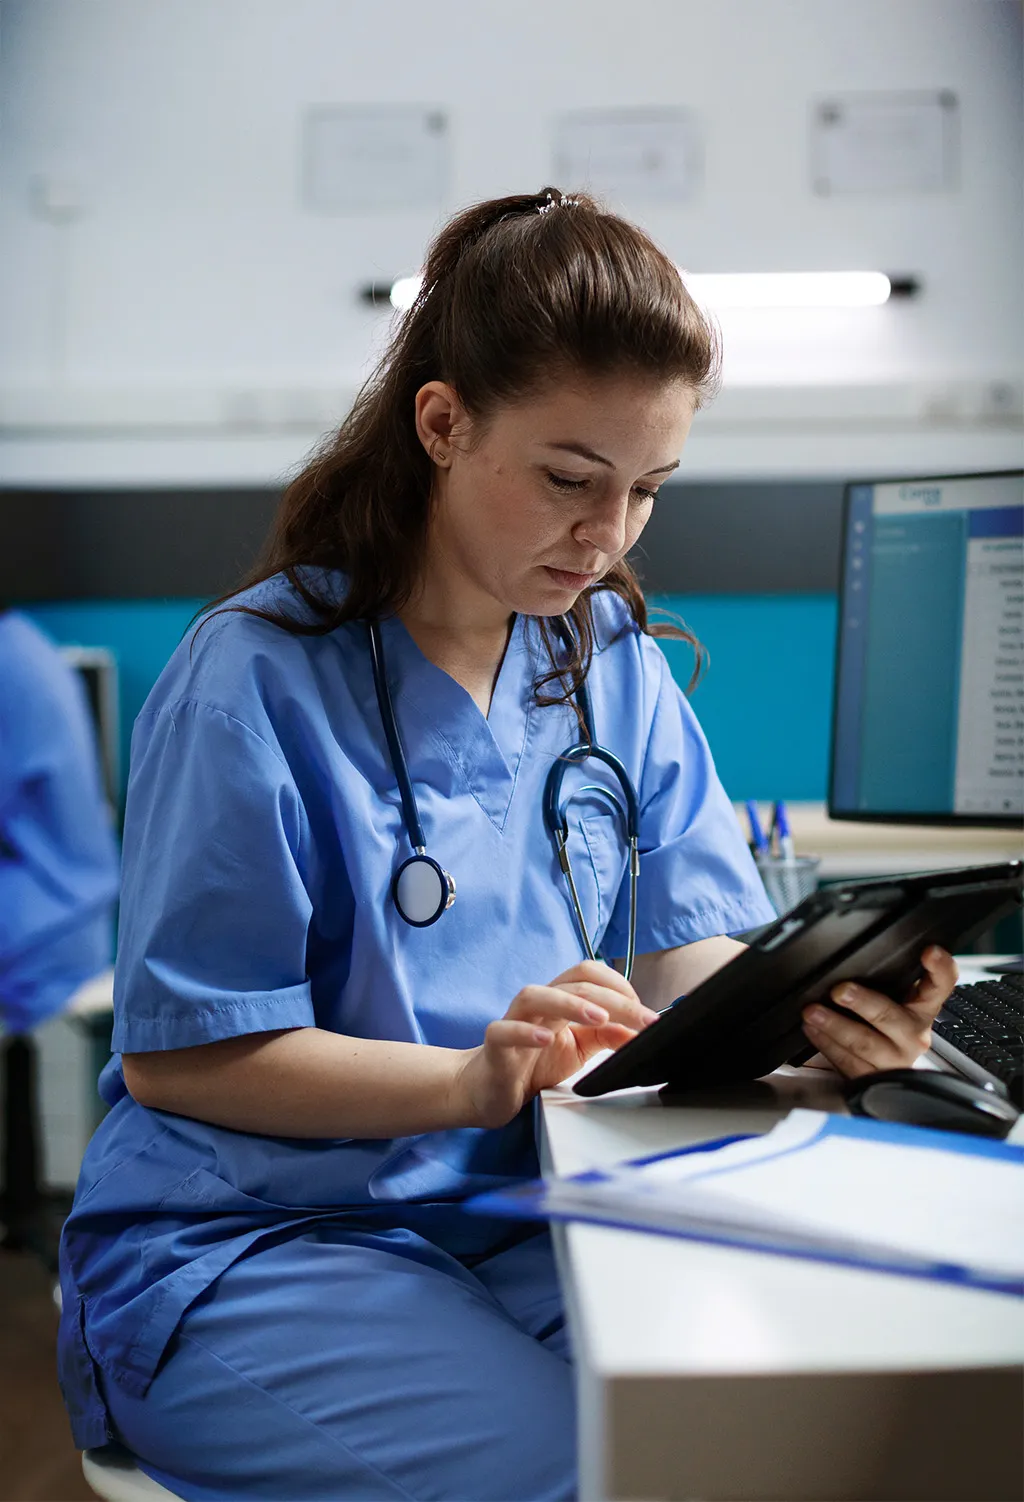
{"left": 302, "top": 105, "right": 449, "bottom": 212}
{"left": 811, "top": 91, "right": 958, "bottom": 195}
{"left": 553, "top": 110, "right": 701, "bottom": 205}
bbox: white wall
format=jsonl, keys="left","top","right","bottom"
{"left": 1, "top": 0, "right": 1021, "bottom": 482}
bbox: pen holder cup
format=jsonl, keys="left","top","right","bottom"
{"left": 755, "top": 855, "right": 821, "bottom": 917}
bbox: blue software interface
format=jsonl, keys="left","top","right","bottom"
{"left": 831, "top": 472, "right": 1024, "bottom": 822}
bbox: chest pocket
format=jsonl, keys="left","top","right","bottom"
{"left": 567, "top": 810, "right": 630, "bottom": 957}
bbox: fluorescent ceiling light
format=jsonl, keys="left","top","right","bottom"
{"left": 390, "top": 274, "right": 424, "bottom": 311}
{"left": 389, "top": 269, "right": 895, "bottom": 313}
{"left": 682, "top": 271, "right": 892, "bottom": 309}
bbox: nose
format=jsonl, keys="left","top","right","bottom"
{"left": 572, "top": 490, "right": 631, "bottom": 559}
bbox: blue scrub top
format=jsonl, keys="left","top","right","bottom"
{"left": 60, "top": 571, "right": 773, "bottom": 1429}
{"left": 0, "top": 612, "right": 119, "bottom": 1033}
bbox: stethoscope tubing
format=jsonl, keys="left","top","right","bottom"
{"left": 367, "top": 620, "right": 427, "bottom": 852}
{"left": 543, "top": 741, "right": 640, "bottom": 982}
{"left": 366, "top": 615, "right": 640, "bottom": 980}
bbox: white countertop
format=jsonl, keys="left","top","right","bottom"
{"left": 733, "top": 802, "right": 1023, "bottom": 879}
{"left": 541, "top": 1042, "right": 1024, "bottom": 1379}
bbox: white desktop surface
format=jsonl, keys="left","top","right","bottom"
{"left": 732, "top": 801, "right": 1022, "bottom": 879}
{"left": 66, "top": 966, "right": 115, "bottom": 1019}
{"left": 541, "top": 960, "right": 1024, "bottom": 1501}
{"left": 542, "top": 1076, "right": 1024, "bottom": 1377}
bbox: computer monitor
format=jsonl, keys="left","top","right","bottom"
{"left": 830, "top": 470, "right": 1023, "bottom": 827}
{"left": 60, "top": 646, "right": 120, "bottom": 812}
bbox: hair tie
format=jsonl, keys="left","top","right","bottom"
{"left": 537, "top": 192, "right": 582, "bottom": 215}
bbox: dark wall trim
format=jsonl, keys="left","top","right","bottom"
{"left": 630, "top": 482, "right": 844, "bottom": 594}
{"left": 1, "top": 482, "right": 844, "bottom": 602}
{"left": 1, "top": 488, "right": 282, "bottom": 602}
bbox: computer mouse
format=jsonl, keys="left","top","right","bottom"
{"left": 842, "top": 1069, "right": 1020, "bottom": 1139}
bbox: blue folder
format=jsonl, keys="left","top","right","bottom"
{"left": 466, "top": 1111, "right": 1024, "bottom": 1298}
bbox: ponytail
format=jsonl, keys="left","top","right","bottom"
{"left": 209, "top": 187, "right": 715, "bottom": 703}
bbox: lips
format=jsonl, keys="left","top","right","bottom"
{"left": 543, "top": 566, "right": 601, "bottom": 589}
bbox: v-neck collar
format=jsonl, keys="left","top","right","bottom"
{"left": 376, "top": 613, "right": 534, "bottom": 832}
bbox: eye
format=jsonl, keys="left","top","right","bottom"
{"left": 631, "top": 485, "right": 657, "bottom": 503}
{"left": 546, "top": 471, "right": 589, "bottom": 493}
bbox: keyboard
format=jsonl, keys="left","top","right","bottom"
{"left": 931, "top": 971, "right": 1024, "bottom": 1109}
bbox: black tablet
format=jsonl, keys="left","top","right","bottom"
{"left": 575, "top": 862, "right": 1023, "bottom": 1097}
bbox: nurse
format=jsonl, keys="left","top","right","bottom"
{"left": 58, "top": 189, "right": 956, "bottom": 1502}
{"left": 0, "top": 608, "right": 118, "bottom": 1254}
{"left": 0, "top": 608, "right": 118, "bottom": 1035}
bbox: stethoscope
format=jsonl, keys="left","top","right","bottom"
{"left": 366, "top": 618, "right": 640, "bottom": 981}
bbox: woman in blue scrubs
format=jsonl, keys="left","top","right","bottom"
{"left": 58, "top": 190, "right": 956, "bottom": 1501}
{"left": 0, "top": 610, "right": 118, "bottom": 1034}
{"left": 0, "top": 609, "right": 117, "bottom": 1256}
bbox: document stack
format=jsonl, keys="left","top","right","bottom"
{"left": 469, "top": 1109, "right": 1024, "bottom": 1297}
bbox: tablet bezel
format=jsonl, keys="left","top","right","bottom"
{"left": 574, "top": 862, "right": 1023, "bottom": 1098}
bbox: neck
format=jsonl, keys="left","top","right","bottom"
{"left": 399, "top": 567, "right": 515, "bottom": 716}
{"left": 401, "top": 551, "right": 512, "bottom": 657}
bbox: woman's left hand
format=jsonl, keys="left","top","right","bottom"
{"left": 801, "top": 946, "right": 958, "bottom": 1078}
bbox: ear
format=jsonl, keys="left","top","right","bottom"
{"left": 414, "top": 382, "right": 466, "bottom": 467}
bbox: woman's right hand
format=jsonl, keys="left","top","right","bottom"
{"left": 453, "top": 959, "right": 659, "bottom": 1129}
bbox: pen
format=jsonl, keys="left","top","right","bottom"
{"left": 745, "top": 800, "right": 770, "bottom": 856}
{"left": 772, "top": 800, "right": 795, "bottom": 863}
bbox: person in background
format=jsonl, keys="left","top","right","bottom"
{"left": 56, "top": 190, "right": 955, "bottom": 1501}
{"left": 0, "top": 608, "right": 119, "bottom": 1250}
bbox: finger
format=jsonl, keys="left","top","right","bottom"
{"left": 577, "top": 1021, "right": 642, "bottom": 1053}
{"left": 905, "top": 946, "right": 958, "bottom": 1020}
{"left": 550, "top": 958, "right": 641, "bottom": 1004}
{"left": 485, "top": 1018, "right": 555, "bottom": 1051}
{"left": 826, "top": 982, "right": 933, "bottom": 1057}
{"left": 556, "top": 980, "right": 660, "bottom": 1029}
{"left": 509, "top": 982, "right": 656, "bottom": 1033}
{"left": 799, "top": 1019, "right": 886, "bottom": 1079}
{"left": 507, "top": 984, "right": 614, "bottom": 1031}
{"left": 802, "top": 1003, "right": 908, "bottom": 1074}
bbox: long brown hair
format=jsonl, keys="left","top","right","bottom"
{"left": 217, "top": 187, "right": 718, "bottom": 710}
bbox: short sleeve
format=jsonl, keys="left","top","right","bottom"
{"left": 112, "top": 699, "right": 315, "bottom": 1053}
{"left": 602, "top": 640, "right": 775, "bottom": 957}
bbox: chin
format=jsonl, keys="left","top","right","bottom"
{"left": 513, "top": 582, "right": 585, "bottom": 617}
{"left": 498, "top": 565, "right": 601, "bottom": 618}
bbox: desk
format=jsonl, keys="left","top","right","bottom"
{"left": 733, "top": 801, "right": 1022, "bottom": 880}
{"left": 541, "top": 978, "right": 1024, "bottom": 1501}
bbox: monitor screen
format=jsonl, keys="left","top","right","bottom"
{"left": 830, "top": 471, "right": 1023, "bottom": 826}
{"left": 60, "top": 646, "right": 120, "bottom": 812}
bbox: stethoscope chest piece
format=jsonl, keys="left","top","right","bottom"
{"left": 366, "top": 620, "right": 457, "bottom": 929}
{"left": 392, "top": 852, "right": 456, "bottom": 927}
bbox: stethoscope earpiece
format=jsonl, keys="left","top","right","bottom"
{"left": 392, "top": 852, "right": 457, "bottom": 928}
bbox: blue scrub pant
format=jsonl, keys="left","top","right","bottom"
{"left": 98, "top": 1223, "right": 576, "bottom": 1501}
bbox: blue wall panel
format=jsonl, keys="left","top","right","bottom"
{"left": 24, "top": 599, "right": 205, "bottom": 802}
{"left": 22, "top": 593, "right": 839, "bottom": 806}
{"left": 654, "top": 594, "right": 838, "bottom": 803}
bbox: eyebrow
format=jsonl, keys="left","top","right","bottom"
{"left": 543, "top": 441, "right": 680, "bottom": 476}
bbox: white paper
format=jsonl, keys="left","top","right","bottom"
{"left": 302, "top": 106, "right": 449, "bottom": 213}
{"left": 547, "top": 1110, "right": 1024, "bottom": 1286}
{"left": 812, "top": 92, "right": 957, "bottom": 195}
{"left": 553, "top": 110, "right": 701, "bottom": 204}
